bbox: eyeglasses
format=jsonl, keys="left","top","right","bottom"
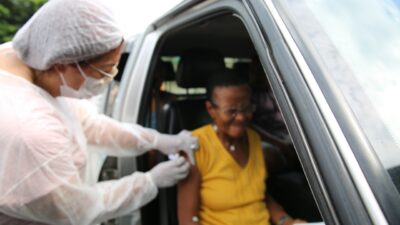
{"left": 211, "top": 101, "right": 256, "bottom": 119}
{"left": 89, "top": 64, "right": 118, "bottom": 80}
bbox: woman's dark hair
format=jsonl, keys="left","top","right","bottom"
{"left": 206, "top": 69, "right": 250, "bottom": 102}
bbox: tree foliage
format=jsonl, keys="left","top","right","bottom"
{"left": 0, "top": 0, "right": 47, "bottom": 44}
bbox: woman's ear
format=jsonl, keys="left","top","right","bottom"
{"left": 205, "top": 100, "right": 215, "bottom": 118}
{"left": 52, "top": 63, "right": 67, "bottom": 74}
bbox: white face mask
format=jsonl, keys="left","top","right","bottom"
{"left": 59, "top": 63, "right": 118, "bottom": 99}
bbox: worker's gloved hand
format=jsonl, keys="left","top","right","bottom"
{"left": 155, "top": 130, "right": 199, "bottom": 165}
{"left": 148, "top": 157, "right": 190, "bottom": 188}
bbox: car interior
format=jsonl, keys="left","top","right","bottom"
{"left": 97, "top": 11, "right": 324, "bottom": 225}
{"left": 126, "top": 11, "right": 323, "bottom": 225}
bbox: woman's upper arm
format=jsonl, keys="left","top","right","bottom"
{"left": 178, "top": 164, "right": 201, "bottom": 225}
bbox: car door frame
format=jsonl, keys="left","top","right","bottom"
{"left": 246, "top": 0, "right": 400, "bottom": 224}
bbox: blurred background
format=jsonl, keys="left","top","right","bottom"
{"left": 104, "top": 0, "right": 183, "bottom": 38}
{"left": 0, "top": 0, "right": 183, "bottom": 44}
{"left": 0, "top": 0, "right": 46, "bottom": 43}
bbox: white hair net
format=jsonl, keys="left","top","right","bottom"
{"left": 12, "top": 0, "right": 123, "bottom": 70}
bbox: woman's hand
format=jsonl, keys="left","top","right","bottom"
{"left": 148, "top": 157, "right": 190, "bottom": 188}
{"left": 281, "top": 218, "right": 307, "bottom": 225}
{"left": 155, "top": 130, "right": 199, "bottom": 164}
{"left": 175, "top": 130, "right": 199, "bottom": 165}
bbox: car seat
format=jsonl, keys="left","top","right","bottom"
{"left": 139, "top": 59, "right": 179, "bottom": 225}
{"left": 158, "top": 48, "right": 225, "bottom": 225}
{"left": 232, "top": 61, "right": 250, "bottom": 76}
{"left": 150, "top": 59, "right": 177, "bottom": 130}
{"left": 160, "top": 48, "right": 225, "bottom": 134}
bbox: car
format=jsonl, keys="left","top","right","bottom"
{"left": 97, "top": 0, "right": 400, "bottom": 224}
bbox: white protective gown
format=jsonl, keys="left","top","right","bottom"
{"left": 0, "top": 70, "right": 161, "bottom": 225}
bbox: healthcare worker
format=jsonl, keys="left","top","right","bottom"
{"left": 0, "top": 0, "right": 198, "bottom": 224}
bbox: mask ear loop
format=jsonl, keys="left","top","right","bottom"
{"left": 58, "top": 71, "right": 68, "bottom": 86}
{"left": 75, "top": 62, "right": 90, "bottom": 79}
{"left": 54, "top": 65, "right": 70, "bottom": 86}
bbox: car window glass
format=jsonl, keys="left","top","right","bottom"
{"left": 274, "top": 0, "right": 400, "bottom": 173}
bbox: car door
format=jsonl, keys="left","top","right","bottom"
{"left": 245, "top": 0, "right": 400, "bottom": 224}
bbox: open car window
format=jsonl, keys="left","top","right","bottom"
{"left": 137, "top": 10, "right": 323, "bottom": 225}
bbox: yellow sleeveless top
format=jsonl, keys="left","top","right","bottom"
{"left": 193, "top": 124, "right": 270, "bottom": 225}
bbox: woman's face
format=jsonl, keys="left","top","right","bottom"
{"left": 58, "top": 44, "right": 124, "bottom": 91}
{"left": 207, "top": 84, "right": 253, "bottom": 139}
{"left": 81, "top": 43, "right": 124, "bottom": 80}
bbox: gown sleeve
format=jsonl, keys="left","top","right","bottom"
{"left": 0, "top": 101, "right": 158, "bottom": 225}
{"left": 64, "top": 98, "right": 162, "bottom": 157}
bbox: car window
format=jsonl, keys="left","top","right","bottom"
{"left": 273, "top": 0, "right": 400, "bottom": 172}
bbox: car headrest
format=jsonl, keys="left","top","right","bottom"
{"left": 176, "top": 48, "right": 225, "bottom": 88}
{"left": 233, "top": 61, "right": 250, "bottom": 76}
{"left": 155, "top": 60, "right": 176, "bottom": 81}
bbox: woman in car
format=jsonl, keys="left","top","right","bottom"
{"left": 178, "top": 69, "right": 305, "bottom": 225}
